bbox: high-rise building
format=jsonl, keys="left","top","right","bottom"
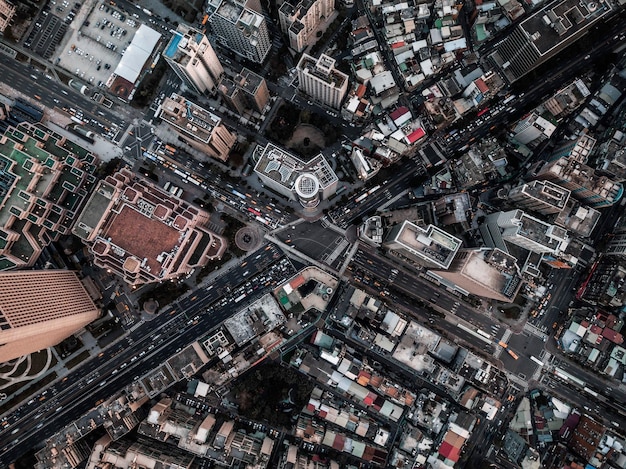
{"left": 296, "top": 53, "right": 349, "bottom": 109}
{"left": 0, "top": 122, "right": 98, "bottom": 270}
{"left": 279, "top": 0, "right": 335, "bottom": 52}
{"left": 206, "top": 0, "right": 272, "bottom": 63}
{"left": 73, "top": 168, "right": 227, "bottom": 286}
{"left": 0, "top": 0, "right": 15, "bottom": 34}
{"left": 383, "top": 221, "right": 462, "bottom": 270}
{"left": 511, "top": 112, "right": 556, "bottom": 147}
{"left": 162, "top": 24, "right": 224, "bottom": 95}
{"left": 550, "top": 134, "right": 596, "bottom": 163}
{"left": 533, "top": 157, "right": 623, "bottom": 208}
{"left": 488, "top": 0, "right": 612, "bottom": 83}
{"left": 507, "top": 180, "right": 570, "bottom": 216}
{"left": 218, "top": 67, "right": 270, "bottom": 114}
{"left": 157, "top": 93, "right": 236, "bottom": 162}
{"left": 480, "top": 209, "right": 569, "bottom": 255}
{"left": 429, "top": 248, "right": 523, "bottom": 303}
{"left": 253, "top": 142, "right": 338, "bottom": 205}
{"left": 0, "top": 270, "right": 100, "bottom": 362}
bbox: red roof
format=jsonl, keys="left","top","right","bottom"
{"left": 475, "top": 78, "right": 489, "bottom": 93}
{"left": 389, "top": 106, "right": 410, "bottom": 121}
{"left": 602, "top": 328, "right": 624, "bottom": 344}
{"left": 364, "top": 395, "right": 374, "bottom": 406}
{"left": 439, "top": 442, "right": 461, "bottom": 462}
{"left": 590, "top": 325, "right": 603, "bottom": 335}
{"left": 391, "top": 41, "right": 406, "bottom": 49}
{"left": 356, "top": 84, "right": 367, "bottom": 98}
{"left": 406, "top": 127, "right": 426, "bottom": 143}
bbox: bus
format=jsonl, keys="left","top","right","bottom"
{"left": 530, "top": 356, "right": 544, "bottom": 366}
{"left": 248, "top": 207, "right": 261, "bottom": 217}
{"left": 477, "top": 107, "right": 490, "bottom": 117}
{"left": 497, "top": 340, "right": 508, "bottom": 349}
{"left": 476, "top": 329, "right": 491, "bottom": 339}
{"left": 507, "top": 349, "right": 519, "bottom": 360}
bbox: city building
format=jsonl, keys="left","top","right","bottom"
{"left": 553, "top": 198, "right": 601, "bottom": 238}
{"left": 605, "top": 233, "right": 626, "bottom": 257}
{"left": 511, "top": 112, "right": 557, "bottom": 147}
{"left": 507, "top": 180, "right": 570, "bottom": 216}
{"left": 0, "top": 270, "right": 100, "bottom": 362}
{"left": 0, "top": 122, "right": 98, "bottom": 270}
{"left": 480, "top": 209, "right": 570, "bottom": 255}
{"left": 488, "top": 0, "right": 612, "bottom": 83}
{"left": 157, "top": 93, "right": 236, "bottom": 162}
{"left": 0, "top": 0, "right": 15, "bottom": 34}
{"left": 296, "top": 53, "right": 349, "bottom": 109}
{"left": 383, "top": 221, "right": 462, "bottom": 270}
{"left": 218, "top": 67, "right": 270, "bottom": 114}
{"left": 253, "top": 142, "right": 338, "bottom": 207}
{"left": 279, "top": 0, "right": 335, "bottom": 52}
{"left": 162, "top": 24, "right": 224, "bottom": 95}
{"left": 206, "top": 0, "right": 272, "bottom": 63}
{"left": 428, "top": 248, "right": 523, "bottom": 303}
{"left": 73, "top": 168, "right": 227, "bottom": 286}
{"left": 533, "top": 157, "right": 623, "bottom": 208}
{"left": 550, "top": 134, "right": 597, "bottom": 163}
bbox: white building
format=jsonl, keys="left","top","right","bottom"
{"left": 512, "top": 112, "right": 556, "bottom": 147}
{"left": 163, "top": 24, "right": 224, "bottom": 94}
{"left": 279, "top": 0, "right": 335, "bottom": 52}
{"left": 206, "top": 0, "right": 272, "bottom": 63}
{"left": 383, "top": 221, "right": 462, "bottom": 269}
{"left": 480, "top": 209, "right": 569, "bottom": 255}
{"left": 296, "top": 53, "right": 349, "bottom": 109}
{"left": 253, "top": 142, "right": 338, "bottom": 206}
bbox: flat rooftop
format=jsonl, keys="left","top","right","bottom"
{"left": 517, "top": 180, "right": 569, "bottom": 209}
{"left": 516, "top": 212, "right": 566, "bottom": 250}
{"left": 462, "top": 249, "right": 521, "bottom": 299}
{"left": 235, "top": 68, "right": 265, "bottom": 94}
{"left": 159, "top": 94, "right": 221, "bottom": 144}
{"left": 392, "top": 222, "right": 461, "bottom": 269}
{"left": 298, "top": 54, "right": 348, "bottom": 89}
{"left": 255, "top": 142, "right": 338, "bottom": 190}
{"left": 520, "top": 0, "right": 611, "bottom": 56}
{"left": 104, "top": 204, "right": 181, "bottom": 275}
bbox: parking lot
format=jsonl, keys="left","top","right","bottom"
{"left": 24, "top": 0, "right": 77, "bottom": 58}
{"left": 57, "top": 1, "right": 144, "bottom": 89}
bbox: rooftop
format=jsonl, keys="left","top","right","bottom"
{"left": 460, "top": 249, "right": 521, "bottom": 299}
{"left": 512, "top": 179, "right": 570, "bottom": 209}
{"left": 254, "top": 142, "right": 338, "bottom": 190}
{"left": 163, "top": 24, "right": 207, "bottom": 68}
{"left": 159, "top": 94, "right": 221, "bottom": 144}
{"left": 520, "top": 0, "right": 611, "bottom": 56}
{"left": 298, "top": 54, "right": 348, "bottom": 89}
{"left": 390, "top": 221, "right": 461, "bottom": 269}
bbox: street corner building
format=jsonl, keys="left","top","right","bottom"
{"left": 0, "top": 270, "right": 100, "bottom": 363}
{"left": 72, "top": 168, "right": 227, "bottom": 286}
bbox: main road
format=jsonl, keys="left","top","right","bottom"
{"left": 0, "top": 244, "right": 290, "bottom": 466}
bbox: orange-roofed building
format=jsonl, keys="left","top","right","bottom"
{"left": 74, "top": 168, "right": 227, "bottom": 286}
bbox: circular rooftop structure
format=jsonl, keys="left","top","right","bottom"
{"left": 295, "top": 173, "right": 321, "bottom": 208}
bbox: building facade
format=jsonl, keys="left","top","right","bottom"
{"left": 0, "top": 270, "right": 100, "bottom": 362}
{"left": 511, "top": 112, "right": 556, "bottom": 147}
{"left": 163, "top": 24, "right": 224, "bottom": 95}
{"left": 0, "top": 122, "right": 98, "bottom": 270}
{"left": 507, "top": 180, "right": 570, "bottom": 216}
{"left": 428, "top": 248, "right": 523, "bottom": 303}
{"left": 296, "top": 53, "right": 349, "bottom": 109}
{"left": 157, "top": 93, "right": 236, "bottom": 162}
{"left": 253, "top": 142, "right": 338, "bottom": 205}
{"left": 533, "top": 157, "right": 623, "bottom": 208}
{"left": 279, "top": 0, "right": 335, "bottom": 52}
{"left": 206, "top": 0, "right": 272, "bottom": 63}
{"left": 0, "top": 0, "right": 15, "bottom": 34}
{"left": 73, "top": 168, "right": 227, "bottom": 286}
{"left": 383, "top": 221, "right": 462, "bottom": 270}
{"left": 218, "top": 67, "right": 270, "bottom": 114}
